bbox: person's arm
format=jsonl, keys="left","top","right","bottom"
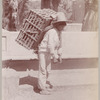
{"left": 47, "top": 30, "right": 58, "bottom": 63}
{"left": 57, "top": 34, "right": 63, "bottom": 63}
{"left": 47, "top": 30, "right": 55, "bottom": 56}
{"left": 57, "top": 34, "right": 62, "bottom": 56}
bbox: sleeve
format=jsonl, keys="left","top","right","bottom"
{"left": 57, "top": 34, "right": 62, "bottom": 56}
{"left": 57, "top": 48, "right": 62, "bottom": 56}
{"left": 47, "top": 30, "right": 55, "bottom": 55}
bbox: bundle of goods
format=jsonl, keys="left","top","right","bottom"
{"left": 16, "top": 9, "right": 57, "bottom": 50}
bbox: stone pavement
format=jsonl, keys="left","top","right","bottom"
{"left": 2, "top": 68, "right": 98, "bottom": 100}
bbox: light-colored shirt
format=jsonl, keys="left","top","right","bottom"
{"left": 38, "top": 28, "right": 62, "bottom": 55}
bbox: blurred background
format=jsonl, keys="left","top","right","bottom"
{"left": 2, "top": 0, "right": 98, "bottom": 31}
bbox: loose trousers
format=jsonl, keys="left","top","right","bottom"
{"left": 38, "top": 52, "right": 51, "bottom": 90}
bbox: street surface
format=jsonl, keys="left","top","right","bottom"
{"left": 2, "top": 68, "right": 98, "bottom": 100}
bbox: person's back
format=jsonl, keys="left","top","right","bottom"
{"left": 38, "top": 28, "right": 60, "bottom": 53}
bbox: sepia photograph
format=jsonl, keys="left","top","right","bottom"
{"left": 2, "top": 0, "right": 98, "bottom": 100}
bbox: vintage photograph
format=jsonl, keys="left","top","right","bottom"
{"left": 2, "top": 0, "right": 98, "bottom": 100}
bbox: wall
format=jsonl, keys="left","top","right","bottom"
{"left": 62, "top": 31, "right": 98, "bottom": 58}
{"left": 2, "top": 24, "right": 98, "bottom": 60}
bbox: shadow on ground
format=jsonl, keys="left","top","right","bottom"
{"left": 19, "top": 76, "right": 40, "bottom": 93}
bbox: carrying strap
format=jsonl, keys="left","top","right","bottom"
{"left": 38, "top": 25, "right": 53, "bottom": 44}
{"left": 33, "top": 25, "right": 53, "bottom": 50}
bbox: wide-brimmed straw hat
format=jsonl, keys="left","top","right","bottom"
{"left": 52, "top": 12, "right": 68, "bottom": 26}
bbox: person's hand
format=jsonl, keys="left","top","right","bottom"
{"left": 57, "top": 48, "right": 62, "bottom": 57}
{"left": 58, "top": 55, "right": 62, "bottom": 63}
{"left": 52, "top": 54, "right": 58, "bottom": 63}
{"left": 53, "top": 57, "right": 58, "bottom": 63}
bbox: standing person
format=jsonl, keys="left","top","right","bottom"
{"left": 38, "top": 12, "right": 67, "bottom": 95}
{"left": 82, "top": 0, "right": 98, "bottom": 31}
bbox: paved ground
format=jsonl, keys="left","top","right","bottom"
{"left": 2, "top": 68, "right": 98, "bottom": 100}
{"left": 13, "top": 84, "right": 97, "bottom": 100}
{"left": 27, "top": 85, "right": 98, "bottom": 100}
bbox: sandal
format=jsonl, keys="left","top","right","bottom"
{"left": 40, "top": 90, "right": 51, "bottom": 95}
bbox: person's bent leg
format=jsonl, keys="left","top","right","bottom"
{"left": 38, "top": 52, "right": 51, "bottom": 95}
{"left": 38, "top": 52, "right": 47, "bottom": 90}
{"left": 46, "top": 53, "right": 53, "bottom": 89}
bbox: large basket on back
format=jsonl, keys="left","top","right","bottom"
{"left": 16, "top": 9, "right": 56, "bottom": 50}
